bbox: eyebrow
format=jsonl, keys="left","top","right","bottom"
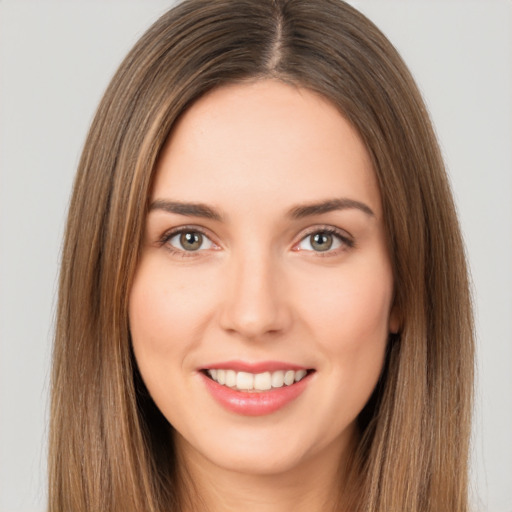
{"left": 288, "top": 198, "right": 374, "bottom": 219}
{"left": 149, "top": 199, "right": 223, "bottom": 221}
{"left": 149, "top": 197, "right": 374, "bottom": 222}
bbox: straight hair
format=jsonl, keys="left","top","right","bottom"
{"left": 49, "top": 1, "right": 474, "bottom": 510}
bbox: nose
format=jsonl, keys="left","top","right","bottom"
{"left": 218, "top": 251, "right": 292, "bottom": 340}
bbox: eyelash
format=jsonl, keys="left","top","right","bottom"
{"left": 158, "top": 225, "right": 354, "bottom": 257}
{"left": 293, "top": 226, "right": 354, "bottom": 256}
{"left": 159, "top": 226, "right": 217, "bottom": 258}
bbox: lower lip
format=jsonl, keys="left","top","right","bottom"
{"left": 201, "top": 372, "right": 312, "bottom": 416}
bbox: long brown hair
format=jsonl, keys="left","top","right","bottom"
{"left": 49, "top": 1, "right": 474, "bottom": 510}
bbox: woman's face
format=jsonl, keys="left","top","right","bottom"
{"left": 129, "top": 80, "right": 398, "bottom": 477}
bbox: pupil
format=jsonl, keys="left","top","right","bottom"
{"left": 180, "top": 232, "right": 202, "bottom": 251}
{"left": 311, "top": 232, "right": 332, "bottom": 251}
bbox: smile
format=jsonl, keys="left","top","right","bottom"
{"left": 206, "top": 369, "right": 308, "bottom": 392}
{"left": 200, "top": 364, "right": 315, "bottom": 416}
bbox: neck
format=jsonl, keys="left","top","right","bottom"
{"left": 175, "top": 431, "right": 357, "bottom": 512}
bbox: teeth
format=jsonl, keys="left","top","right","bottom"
{"left": 294, "top": 369, "right": 307, "bottom": 381}
{"left": 284, "top": 370, "right": 295, "bottom": 386}
{"left": 225, "top": 369, "right": 236, "bottom": 387}
{"left": 271, "top": 370, "right": 285, "bottom": 388}
{"left": 236, "top": 371, "right": 254, "bottom": 390}
{"left": 206, "top": 368, "right": 309, "bottom": 391}
{"left": 254, "top": 372, "right": 272, "bottom": 391}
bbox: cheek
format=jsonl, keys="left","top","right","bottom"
{"left": 302, "top": 263, "right": 393, "bottom": 343}
{"left": 129, "top": 258, "right": 215, "bottom": 356}
{"left": 128, "top": 258, "right": 216, "bottom": 421}
{"left": 128, "top": 265, "right": 190, "bottom": 402}
{"left": 295, "top": 257, "right": 393, "bottom": 390}
{"left": 129, "top": 278, "right": 177, "bottom": 360}
{"left": 129, "top": 267, "right": 172, "bottom": 394}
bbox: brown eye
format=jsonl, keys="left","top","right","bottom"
{"left": 310, "top": 232, "right": 333, "bottom": 252}
{"left": 296, "top": 228, "right": 351, "bottom": 253}
{"left": 166, "top": 229, "right": 215, "bottom": 252}
{"left": 180, "top": 231, "right": 203, "bottom": 251}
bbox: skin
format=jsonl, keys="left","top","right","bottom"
{"left": 129, "top": 80, "right": 398, "bottom": 511}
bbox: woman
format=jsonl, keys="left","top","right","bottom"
{"left": 49, "top": 0, "right": 474, "bottom": 511}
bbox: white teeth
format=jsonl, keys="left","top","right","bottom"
{"left": 236, "top": 371, "right": 254, "bottom": 390}
{"left": 254, "top": 372, "right": 272, "bottom": 391}
{"left": 284, "top": 370, "right": 295, "bottom": 386}
{"left": 225, "top": 369, "right": 236, "bottom": 387}
{"left": 217, "top": 369, "right": 226, "bottom": 385}
{"left": 206, "top": 368, "right": 309, "bottom": 391}
{"left": 294, "top": 369, "right": 307, "bottom": 382}
{"left": 271, "top": 370, "right": 285, "bottom": 388}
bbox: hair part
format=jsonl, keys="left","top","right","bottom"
{"left": 49, "top": 1, "right": 474, "bottom": 511}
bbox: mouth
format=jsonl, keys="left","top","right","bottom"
{"left": 199, "top": 361, "right": 316, "bottom": 415}
{"left": 202, "top": 368, "right": 314, "bottom": 392}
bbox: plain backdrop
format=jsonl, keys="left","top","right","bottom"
{"left": 0, "top": 1, "right": 511, "bottom": 511}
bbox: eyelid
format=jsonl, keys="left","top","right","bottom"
{"left": 292, "top": 225, "right": 355, "bottom": 253}
{"left": 156, "top": 223, "right": 353, "bottom": 256}
{"left": 158, "top": 225, "right": 220, "bottom": 255}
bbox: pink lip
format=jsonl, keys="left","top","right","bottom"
{"left": 200, "top": 369, "right": 313, "bottom": 416}
{"left": 201, "top": 360, "right": 309, "bottom": 373}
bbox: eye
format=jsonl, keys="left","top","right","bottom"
{"left": 295, "top": 228, "right": 353, "bottom": 253}
{"left": 165, "top": 229, "right": 216, "bottom": 252}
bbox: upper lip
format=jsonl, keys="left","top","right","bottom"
{"left": 201, "top": 360, "right": 311, "bottom": 373}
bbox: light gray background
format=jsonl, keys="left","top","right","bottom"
{"left": 0, "top": 1, "right": 511, "bottom": 511}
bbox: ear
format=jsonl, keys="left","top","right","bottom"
{"left": 388, "top": 302, "right": 401, "bottom": 334}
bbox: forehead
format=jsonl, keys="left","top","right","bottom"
{"left": 152, "top": 80, "right": 381, "bottom": 218}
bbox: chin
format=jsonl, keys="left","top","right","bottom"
{"left": 199, "top": 445, "right": 312, "bottom": 477}
{"left": 174, "top": 418, "right": 355, "bottom": 479}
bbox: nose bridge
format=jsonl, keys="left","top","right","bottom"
{"left": 219, "top": 244, "right": 290, "bottom": 339}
